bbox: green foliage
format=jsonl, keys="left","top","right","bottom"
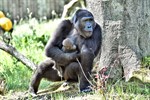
{"left": 0, "top": 18, "right": 60, "bottom": 92}
{"left": 0, "top": 51, "right": 32, "bottom": 91}
{"left": 142, "top": 56, "right": 150, "bottom": 69}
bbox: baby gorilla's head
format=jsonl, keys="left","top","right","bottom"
{"left": 62, "top": 38, "right": 76, "bottom": 52}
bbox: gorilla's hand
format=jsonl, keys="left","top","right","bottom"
{"left": 64, "top": 51, "right": 79, "bottom": 61}
{"left": 57, "top": 51, "right": 79, "bottom": 66}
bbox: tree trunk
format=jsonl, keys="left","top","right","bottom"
{"left": 86, "top": 0, "right": 150, "bottom": 82}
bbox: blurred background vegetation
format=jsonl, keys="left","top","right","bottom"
{"left": 0, "top": 18, "right": 59, "bottom": 92}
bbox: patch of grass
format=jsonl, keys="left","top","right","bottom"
{"left": 39, "top": 80, "right": 51, "bottom": 90}
{"left": 0, "top": 51, "right": 32, "bottom": 91}
{"left": 0, "top": 18, "right": 60, "bottom": 93}
{"left": 142, "top": 56, "right": 150, "bottom": 69}
{"left": 64, "top": 80, "right": 150, "bottom": 99}
{"left": 107, "top": 80, "right": 150, "bottom": 95}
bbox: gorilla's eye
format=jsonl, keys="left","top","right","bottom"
{"left": 88, "top": 18, "right": 93, "bottom": 21}
{"left": 84, "top": 18, "right": 93, "bottom": 22}
{"left": 82, "top": 17, "right": 93, "bottom": 22}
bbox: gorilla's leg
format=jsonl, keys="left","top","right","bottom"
{"left": 64, "top": 62, "right": 79, "bottom": 82}
{"left": 79, "top": 46, "right": 95, "bottom": 92}
{"left": 29, "top": 59, "right": 61, "bottom": 94}
{"left": 63, "top": 47, "right": 94, "bottom": 93}
{"left": 29, "top": 70, "right": 42, "bottom": 94}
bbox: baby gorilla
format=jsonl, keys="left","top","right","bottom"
{"left": 62, "top": 38, "right": 76, "bottom": 52}
{"left": 54, "top": 38, "right": 77, "bottom": 78}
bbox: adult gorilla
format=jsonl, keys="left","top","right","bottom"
{"left": 29, "top": 9, "right": 102, "bottom": 94}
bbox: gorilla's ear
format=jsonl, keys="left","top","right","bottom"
{"left": 71, "top": 9, "right": 87, "bottom": 24}
{"left": 71, "top": 13, "right": 77, "bottom": 24}
{"left": 71, "top": 9, "right": 83, "bottom": 24}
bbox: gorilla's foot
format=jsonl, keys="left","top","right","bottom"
{"left": 80, "top": 86, "right": 92, "bottom": 93}
{"left": 62, "top": 81, "right": 69, "bottom": 87}
{"left": 28, "top": 87, "right": 37, "bottom": 97}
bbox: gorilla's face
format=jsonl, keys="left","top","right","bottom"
{"left": 72, "top": 9, "right": 96, "bottom": 38}
{"left": 79, "top": 16, "right": 96, "bottom": 38}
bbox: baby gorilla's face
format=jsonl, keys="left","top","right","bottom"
{"left": 63, "top": 45, "right": 76, "bottom": 50}
{"left": 62, "top": 38, "right": 76, "bottom": 51}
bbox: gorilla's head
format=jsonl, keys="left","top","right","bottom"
{"left": 72, "top": 9, "right": 96, "bottom": 38}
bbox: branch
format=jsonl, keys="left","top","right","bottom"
{"left": 0, "top": 40, "right": 36, "bottom": 71}
{"left": 61, "top": 0, "right": 78, "bottom": 19}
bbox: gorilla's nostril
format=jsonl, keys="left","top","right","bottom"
{"left": 88, "top": 26, "right": 91, "bottom": 28}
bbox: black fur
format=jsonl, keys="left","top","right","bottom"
{"left": 29, "top": 9, "right": 102, "bottom": 94}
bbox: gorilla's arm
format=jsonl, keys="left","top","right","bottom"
{"left": 79, "top": 24, "right": 102, "bottom": 91}
{"left": 93, "top": 24, "right": 102, "bottom": 56}
{"left": 80, "top": 23, "right": 102, "bottom": 57}
{"left": 45, "top": 41, "right": 77, "bottom": 66}
{"left": 45, "top": 20, "right": 78, "bottom": 66}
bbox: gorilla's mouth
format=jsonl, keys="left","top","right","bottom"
{"left": 83, "top": 31, "right": 92, "bottom": 38}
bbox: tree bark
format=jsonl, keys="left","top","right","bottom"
{"left": 86, "top": 0, "right": 150, "bottom": 82}
{"left": 0, "top": 40, "right": 36, "bottom": 71}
